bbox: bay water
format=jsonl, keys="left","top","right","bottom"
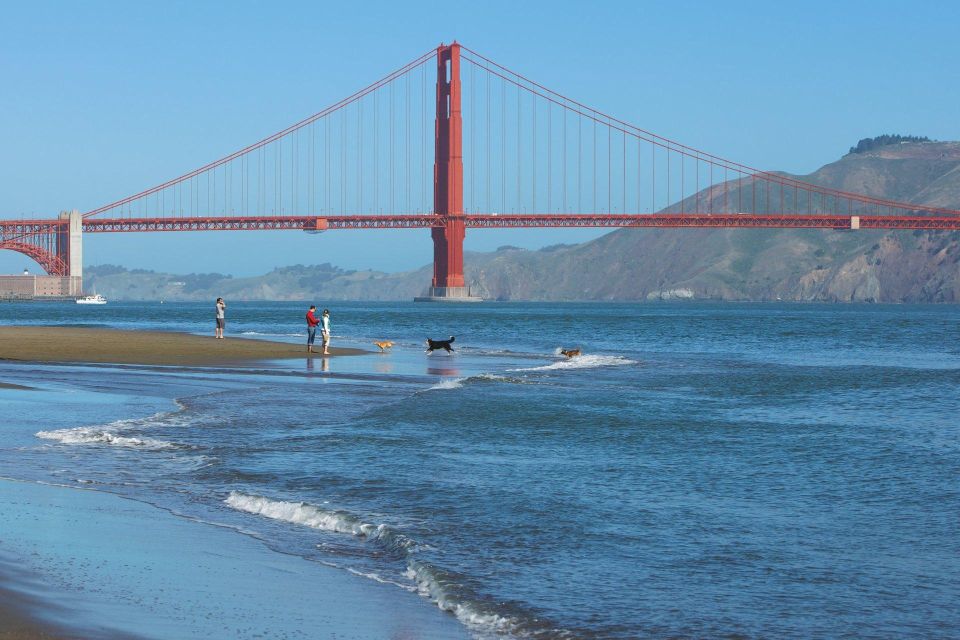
{"left": 0, "top": 301, "right": 957, "bottom": 639}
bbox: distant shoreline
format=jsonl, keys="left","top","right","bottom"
{"left": 0, "top": 326, "right": 367, "bottom": 367}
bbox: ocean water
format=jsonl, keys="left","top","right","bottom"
{"left": 1, "top": 300, "right": 958, "bottom": 639}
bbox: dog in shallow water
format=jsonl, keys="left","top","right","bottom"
{"left": 560, "top": 348, "right": 581, "bottom": 358}
{"left": 373, "top": 341, "right": 394, "bottom": 352}
{"left": 425, "top": 336, "right": 456, "bottom": 354}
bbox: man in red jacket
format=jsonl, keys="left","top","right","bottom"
{"left": 305, "top": 305, "right": 320, "bottom": 354}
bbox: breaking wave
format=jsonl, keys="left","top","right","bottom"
{"left": 224, "top": 491, "right": 416, "bottom": 555}
{"left": 36, "top": 427, "right": 178, "bottom": 450}
{"left": 34, "top": 401, "right": 193, "bottom": 451}
{"left": 426, "top": 378, "right": 465, "bottom": 391}
{"left": 424, "top": 373, "right": 526, "bottom": 392}
{"left": 225, "top": 491, "right": 536, "bottom": 638}
{"left": 510, "top": 354, "right": 636, "bottom": 372}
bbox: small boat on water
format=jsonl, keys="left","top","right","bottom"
{"left": 76, "top": 294, "right": 107, "bottom": 305}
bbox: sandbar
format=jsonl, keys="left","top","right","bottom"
{"left": 0, "top": 326, "right": 366, "bottom": 366}
{"left": 0, "top": 382, "right": 34, "bottom": 390}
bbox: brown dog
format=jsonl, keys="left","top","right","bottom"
{"left": 373, "top": 341, "right": 394, "bottom": 352}
{"left": 560, "top": 348, "right": 581, "bottom": 358}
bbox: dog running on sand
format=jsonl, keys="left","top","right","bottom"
{"left": 560, "top": 348, "right": 581, "bottom": 358}
{"left": 425, "top": 336, "right": 456, "bottom": 354}
{"left": 373, "top": 341, "right": 394, "bottom": 352}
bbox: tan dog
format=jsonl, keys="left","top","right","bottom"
{"left": 373, "top": 341, "right": 394, "bottom": 352}
{"left": 560, "top": 348, "right": 581, "bottom": 358}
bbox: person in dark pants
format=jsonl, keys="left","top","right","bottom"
{"left": 306, "top": 305, "right": 320, "bottom": 354}
{"left": 215, "top": 298, "right": 226, "bottom": 339}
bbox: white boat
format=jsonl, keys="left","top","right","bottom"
{"left": 76, "top": 294, "right": 107, "bottom": 305}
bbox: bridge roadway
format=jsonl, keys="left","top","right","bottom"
{"left": 5, "top": 212, "right": 960, "bottom": 236}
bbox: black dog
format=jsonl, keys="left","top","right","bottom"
{"left": 425, "top": 336, "right": 456, "bottom": 354}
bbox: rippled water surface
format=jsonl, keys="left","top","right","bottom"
{"left": 1, "top": 301, "right": 958, "bottom": 639}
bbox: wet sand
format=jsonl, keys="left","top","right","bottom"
{"left": 0, "top": 598, "right": 68, "bottom": 640}
{"left": 0, "top": 479, "right": 468, "bottom": 639}
{"left": 0, "top": 326, "right": 366, "bottom": 366}
{"left": 0, "top": 382, "right": 34, "bottom": 390}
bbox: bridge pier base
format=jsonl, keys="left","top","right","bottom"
{"left": 415, "top": 218, "right": 482, "bottom": 302}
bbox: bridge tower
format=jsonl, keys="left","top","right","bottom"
{"left": 416, "top": 42, "right": 481, "bottom": 302}
{"left": 57, "top": 210, "right": 83, "bottom": 296}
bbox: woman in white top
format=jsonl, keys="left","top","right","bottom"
{"left": 321, "top": 309, "right": 330, "bottom": 355}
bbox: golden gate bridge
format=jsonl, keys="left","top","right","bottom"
{"left": 2, "top": 43, "right": 959, "bottom": 299}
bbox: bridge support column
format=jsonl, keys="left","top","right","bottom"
{"left": 415, "top": 42, "right": 481, "bottom": 302}
{"left": 57, "top": 210, "right": 83, "bottom": 296}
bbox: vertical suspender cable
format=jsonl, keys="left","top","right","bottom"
{"left": 389, "top": 83, "right": 394, "bottom": 213}
{"left": 517, "top": 83, "right": 521, "bottom": 212}
{"left": 592, "top": 119, "right": 596, "bottom": 213}
{"left": 422, "top": 63, "right": 426, "bottom": 212}
{"left": 651, "top": 143, "right": 655, "bottom": 213}
{"left": 666, "top": 148, "right": 671, "bottom": 212}
{"left": 406, "top": 73, "right": 411, "bottom": 213}
{"left": 501, "top": 76, "right": 506, "bottom": 213}
{"left": 470, "top": 61, "right": 475, "bottom": 211}
{"left": 577, "top": 116, "right": 581, "bottom": 214}
{"left": 547, "top": 102, "right": 552, "bottom": 212}
{"left": 533, "top": 92, "right": 537, "bottom": 213}
{"left": 485, "top": 66, "right": 491, "bottom": 212}
{"left": 359, "top": 99, "right": 364, "bottom": 213}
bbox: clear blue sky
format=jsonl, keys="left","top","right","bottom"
{"left": 1, "top": 0, "right": 958, "bottom": 276}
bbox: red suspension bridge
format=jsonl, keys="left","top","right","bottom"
{"left": 3, "top": 42, "right": 960, "bottom": 299}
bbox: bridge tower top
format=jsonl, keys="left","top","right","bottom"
{"left": 433, "top": 42, "right": 463, "bottom": 217}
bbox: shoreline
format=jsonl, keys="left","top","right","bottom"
{"left": 0, "top": 326, "right": 367, "bottom": 367}
{"left": 0, "top": 556, "right": 71, "bottom": 640}
{"left": 0, "top": 477, "right": 469, "bottom": 640}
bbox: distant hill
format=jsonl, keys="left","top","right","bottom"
{"left": 87, "top": 139, "right": 960, "bottom": 303}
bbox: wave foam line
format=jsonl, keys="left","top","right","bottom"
{"left": 225, "top": 491, "right": 416, "bottom": 554}
{"left": 424, "top": 373, "right": 526, "bottom": 392}
{"left": 510, "top": 354, "right": 636, "bottom": 372}
{"left": 36, "top": 427, "right": 178, "bottom": 450}
{"left": 225, "top": 491, "right": 532, "bottom": 638}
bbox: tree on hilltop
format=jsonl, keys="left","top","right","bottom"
{"left": 848, "top": 134, "right": 931, "bottom": 155}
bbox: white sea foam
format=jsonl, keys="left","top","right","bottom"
{"left": 225, "top": 491, "right": 531, "bottom": 638}
{"left": 406, "top": 562, "right": 519, "bottom": 636}
{"left": 510, "top": 354, "right": 637, "bottom": 372}
{"left": 426, "top": 378, "right": 465, "bottom": 391}
{"left": 224, "top": 491, "right": 416, "bottom": 553}
{"left": 424, "top": 373, "right": 520, "bottom": 392}
{"left": 34, "top": 402, "right": 194, "bottom": 451}
{"left": 36, "top": 427, "right": 178, "bottom": 450}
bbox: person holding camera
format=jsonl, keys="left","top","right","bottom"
{"left": 215, "top": 297, "right": 226, "bottom": 339}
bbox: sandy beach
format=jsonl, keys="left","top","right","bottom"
{"left": 0, "top": 600, "right": 66, "bottom": 640}
{"left": 0, "top": 326, "right": 366, "bottom": 366}
{"left": 0, "top": 478, "right": 468, "bottom": 639}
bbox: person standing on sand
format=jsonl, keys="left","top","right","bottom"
{"left": 305, "top": 305, "right": 320, "bottom": 354}
{"left": 321, "top": 309, "right": 331, "bottom": 355}
{"left": 215, "top": 298, "right": 226, "bottom": 339}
